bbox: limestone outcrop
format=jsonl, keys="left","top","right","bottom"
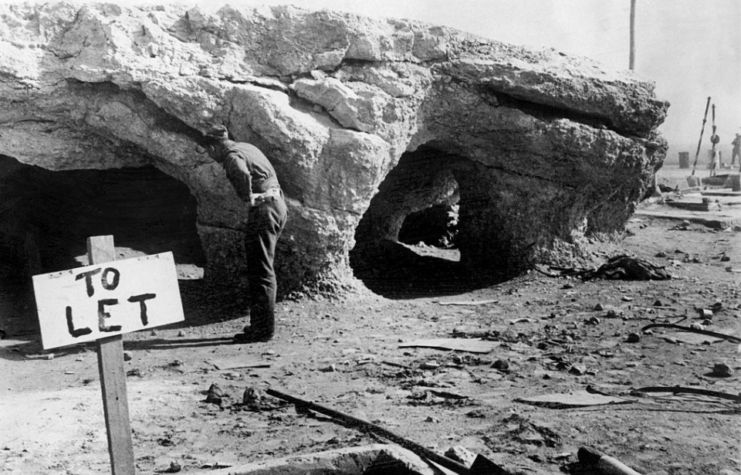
{"left": 0, "top": 2, "right": 668, "bottom": 294}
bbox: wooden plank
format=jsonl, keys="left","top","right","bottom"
{"left": 399, "top": 338, "right": 500, "bottom": 354}
{"left": 701, "top": 190, "right": 741, "bottom": 197}
{"left": 89, "top": 236, "right": 135, "bottom": 475}
{"left": 209, "top": 358, "right": 271, "bottom": 370}
{"left": 436, "top": 299, "right": 499, "bottom": 306}
{"left": 665, "top": 201, "right": 719, "bottom": 212}
{"left": 516, "top": 390, "right": 635, "bottom": 408}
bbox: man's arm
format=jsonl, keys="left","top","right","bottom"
{"left": 222, "top": 153, "right": 256, "bottom": 205}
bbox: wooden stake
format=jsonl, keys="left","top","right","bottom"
{"left": 88, "top": 235, "right": 135, "bottom": 475}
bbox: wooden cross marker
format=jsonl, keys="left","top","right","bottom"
{"left": 88, "top": 235, "right": 135, "bottom": 475}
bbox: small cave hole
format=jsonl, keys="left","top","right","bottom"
{"left": 397, "top": 202, "right": 460, "bottom": 251}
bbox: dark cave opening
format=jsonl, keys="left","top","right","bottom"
{"left": 397, "top": 203, "right": 459, "bottom": 249}
{"left": 0, "top": 155, "right": 206, "bottom": 334}
{"left": 349, "top": 145, "right": 499, "bottom": 298}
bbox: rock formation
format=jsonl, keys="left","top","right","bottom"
{"left": 0, "top": 2, "right": 668, "bottom": 295}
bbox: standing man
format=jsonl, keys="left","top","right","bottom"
{"left": 732, "top": 132, "right": 741, "bottom": 169}
{"left": 201, "top": 125, "right": 287, "bottom": 343}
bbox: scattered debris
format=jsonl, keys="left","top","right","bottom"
{"left": 584, "top": 255, "right": 671, "bottom": 281}
{"left": 419, "top": 361, "right": 440, "bottom": 370}
{"left": 424, "top": 388, "right": 469, "bottom": 400}
{"left": 569, "top": 363, "right": 587, "bottom": 375}
{"left": 711, "top": 363, "right": 733, "bottom": 378}
{"left": 24, "top": 353, "right": 55, "bottom": 360}
{"left": 499, "top": 413, "right": 562, "bottom": 448}
{"left": 163, "top": 461, "right": 181, "bottom": 473}
{"left": 437, "top": 299, "right": 499, "bottom": 306}
{"left": 242, "top": 387, "right": 265, "bottom": 405}
{"left": 510, "top": 318, "right": 536, "bottom": 324}
{"left": 205, "top": 383, "right": 224, "bottom": 406}
{"left": 265, "top": 388, "right": 497, "bottom": 475}
{"left": 634, "top": 386, "right": 741, "bottom": 403}
{"left": 697, "top": 308, "right": 713, "bottom": 319}
{"left": 381, "top": 360, "right": 411, "bottom": 369}
{"left": 605, "top": 308, "right": 625, "bottom": 319}
{"left": 399, "top": 338, "right": 500, "bottom": 354}
{"left": 516, "top": 390, "right": 634, "bottom": 408}
{"left": 209, "top": 358, "right": 271, "bottom": 370}
{"left": 578, "top": 447, "right": 642, "bottom": 475}
{"left": 199, "top": 462, "right": 232, "bottom": 470}
{"left": 240, "top": 387, "right": 286, "bottom": 411}
{"left": 641, "top": 323, "right": 741, "bottom": 343}
{"left": 445, "top": 446, "right": 477, "bottom": 467}
{"left": 491, "top": 359, "right": 510, "bottom": 372}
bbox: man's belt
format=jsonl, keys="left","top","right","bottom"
{"left": 253, "top": 186, "right": 282, "bottom": 205}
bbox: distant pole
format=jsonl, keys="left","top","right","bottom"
{"left": 629, "top": 0, "right": 636, "bottom": 70}
{"left": 691, "top": 97, "right": 712, "bottom": 177}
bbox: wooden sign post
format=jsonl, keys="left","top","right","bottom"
{"left": 89, "top": 236, "right": 134, "bottom": 475}
{"left": 33, "top": 235, "right": 185, "bottom": 475}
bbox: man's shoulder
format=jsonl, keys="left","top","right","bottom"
{"left": 226, "top": 141, "right": 267, "bottom": 159}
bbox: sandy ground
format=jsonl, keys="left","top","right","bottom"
{"left": 1, "top": 164, "right": 740, "bottom": 475}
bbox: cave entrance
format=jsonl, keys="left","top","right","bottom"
{"left": 0, "top": 155, "right": 205, "bottom": 336}
{"left": 350, "top": 145, "right": 492, "bottom": 298}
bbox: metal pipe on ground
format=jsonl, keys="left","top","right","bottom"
{"left": 265, "top": 388, "right": 506, "bottom": 475}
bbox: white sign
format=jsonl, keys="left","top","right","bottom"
{"left": 33, "top": 252, "right": 185, "bottom": 350}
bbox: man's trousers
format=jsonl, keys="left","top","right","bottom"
{"left": 245, "top": 194, "right": 287, "bottom": 338}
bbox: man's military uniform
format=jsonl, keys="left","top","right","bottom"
{"left": 206, "top": 127, "right": 287, "bottom": 342}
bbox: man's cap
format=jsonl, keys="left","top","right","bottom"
{"left": 204, "top": 124, "right": 229, "bottom": 140}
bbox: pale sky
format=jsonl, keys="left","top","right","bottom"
{"left": 5, "top": 0, "right": 741, "bottom": 159}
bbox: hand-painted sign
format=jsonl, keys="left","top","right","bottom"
{"left": 33, "top": 252, "right": 184, "bottom": 350}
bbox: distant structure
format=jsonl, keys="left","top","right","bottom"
{"left": 678, "top": 151, "right": 690, "bottom": 168}
{"left": 732, "top": 133, "right": 741, "bottom": 167}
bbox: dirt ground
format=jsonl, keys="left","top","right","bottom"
{"left": 1, "top": 166, "right": 740, "bottom": 475}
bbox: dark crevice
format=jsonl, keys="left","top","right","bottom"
{"left": 482, "top": 162, "right": 578, "bottom": 189}
{"left": 220, "top": 76, "right": 290, "bottom": 94}
{"left": 483, "top": 86, "right": 640, "bottom": 139}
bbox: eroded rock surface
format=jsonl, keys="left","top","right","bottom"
{"left": 0, "top": 2, "right": 668, "bottom": 294}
